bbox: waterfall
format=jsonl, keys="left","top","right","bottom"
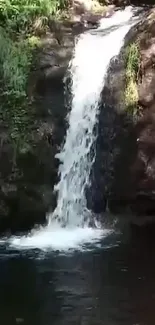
{"left": 8, "top": 6, "right": 141, "bottom": 251}
{"left": 48, "top": 6, "right": 140, "bottom": 228}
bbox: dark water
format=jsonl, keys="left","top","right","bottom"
{"left": 0, "top": 226, "right": 155, "bottom": 325}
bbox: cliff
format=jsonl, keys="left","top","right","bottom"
{"left": 95, "top": 7, "right": 155, "bottom": 219}
{"left": 1, "top": 3, "right": 155, "bottom": 232}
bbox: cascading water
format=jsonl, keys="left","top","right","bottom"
{"left": 48, "top": 6, "right": 140, "bottom": 228}
{"left": 7, "top": 6, "right": 141, "bottom": 251}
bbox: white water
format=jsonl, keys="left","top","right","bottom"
{"left": 51, "top": 6, "right": 140, "bottom": 228}
{"left": 7, "top": 6, "right": 140, "bottom": 252}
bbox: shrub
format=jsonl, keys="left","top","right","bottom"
{"left": 0, "top": 0, "right": 67, "bottom": 32}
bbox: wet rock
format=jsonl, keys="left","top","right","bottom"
{"left": 95, "top": 7, "right": 155, "bottom": 218}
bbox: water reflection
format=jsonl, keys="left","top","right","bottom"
{"left": 0, "top": 229, "right": 155, "bottom": 324}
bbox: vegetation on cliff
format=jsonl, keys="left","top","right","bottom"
{"left": 124, "top": 42, "right": 140, "bottom": 118}
{"left": 0, "top": 0, "right": 67, "bottom": 154}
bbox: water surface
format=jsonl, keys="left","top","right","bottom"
{"left": 0, "top": 227, "right": 155, "bottom": 325}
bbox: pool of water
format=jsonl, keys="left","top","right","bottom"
{"left": 0, "top": 226, "right": 155, "bottom": 325}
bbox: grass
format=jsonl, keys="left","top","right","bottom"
{"left": 0, "top": 27, "right": 37, "bottom": 153}
{"left": 0, "top": 28, "right": 31, "bottom": 94}
{"left": 124, "top": 43, "right": 140, "bottom": 117}
{"left": 0, "top": 0, "right": 67, "bottom": 32}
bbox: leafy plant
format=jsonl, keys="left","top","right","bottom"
{"left": 0, "top": 0, "right": 66, "bottom": 32}
{"left": 124, "top": 43, "right": 140, "bottom": 117}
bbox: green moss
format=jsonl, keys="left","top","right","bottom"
{"left": 124, "top": 43, "right": 140, "bottom": 117}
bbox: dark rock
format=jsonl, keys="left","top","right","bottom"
{"left": 93, "top": 7, "right": 155, "bottom": 219}
{"left": 0, "top": 21, "right": 75, "bottom": 233}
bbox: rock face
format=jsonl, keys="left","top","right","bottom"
{"left": 94, "top": 7, "right": 155, "bottom": 218}
{"left": 0, "top": 21, "right": 74, "bottom": 233}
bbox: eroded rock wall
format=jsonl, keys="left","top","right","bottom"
{"left": 95, "top": 7, "right": 155, "bottom": 217}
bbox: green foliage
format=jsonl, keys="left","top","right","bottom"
{"left": 0, "top": 0, "right": 66, "bottom": 32}
{"left": 0, "top": 28, "right": 31, "bottom": 93}
{"left": 0, "top": 0, "right": 67, "bottom": 156}
{"left": 124, "top": 43, "right": 140, "bottom": 117}
{"left": 0, "top": 26, "right": 36, "bottom": 153}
